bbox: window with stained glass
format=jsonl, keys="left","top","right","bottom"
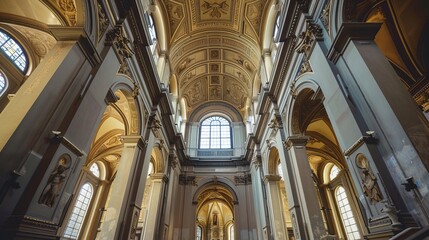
{"left": 199, "top": 116, "right": 232, "bottom": 149}
{"left": 63, "top": 183, "right": 94, "bottom": 239}
{"left": 0, "top": 30, "right": 27, "bottom": 72}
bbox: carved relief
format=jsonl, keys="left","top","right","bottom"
{"left": 201, "top": 1, "right": 229, "bottom": 19}
{"left": 149, "top": 115, "right": 162, "bottom": 138}
{"left": 356, "top": 153, "right": 383, "bottom": 204}
{"left": 118, "top": 61, "right": 132, "bottom": 79}
{"left": 97, "top": 1, "right": 110, "bottom": 40}
{"left": 177, "top": 57, "right": 194, "bottom": 74}
{"left": 224, "top": 80, "right": 247, "bottom": 109}
{"left": 234, "top": 174, "right": 251, "bottom": 185}
{"left": 210, "top": 63, "right": 220, "bottom": 73}
{"left": 209, "top": 86, "right": 222, "bottom": 100}
{"left": 52, "top": 0, "right": 77, "bottom": 26}
{"left": 183, "top": 79, "right": 207, "bottom": 107}
{"left": 298, "top": 56, "right": 313, "bottom": 75}
{"left": 209, "top": 49, "right": 220, "bottom": 59}
{"left": 39, "top": 154, "right": 71, "bottom": 207}
{"left": 210, "top": 75, "right": 221, "bottom": 85}
{"left": 295, "top": 21, "right": 323, "bottom": 57}
{"left": 320, "top": 0, "right": 332, "bottom": 33}
{"left": 15, "top": 27, "right": 56, "bottom": 59}
{"left": 105, "top": 27, "right": 134, "bottom": 62}
{"left": 246, "top": 2, "right": 264, "bottom": 34}
{"left": 165, "top": 1, "right": 184, "bottom": 36}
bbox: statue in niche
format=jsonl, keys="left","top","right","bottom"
{"left": 39, "top": 155, "right": 71, "bottom": 207}
{"left": 356, "top": 153, "right": 383, "bottom": 204}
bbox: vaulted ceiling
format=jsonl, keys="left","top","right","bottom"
{"left": 159, "top": 0, "right": 271, "bottom": 119}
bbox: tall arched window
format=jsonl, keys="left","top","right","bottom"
{"left": 229, "top": 224, "right": 235, "bottom": 240}
{"left": 196, "top": 225, "right": 202, "bottom": 240}
{"left": 335, "top": 186, "right": 361, "bottom": 240}
{"left": 145, "top": 13, "right": 158, "bottom": 62}
{"left": 0, "top": 70, "right": 7, "bottom": 96}
{"left": 0, "top": 30, "right": 27, "bottom": 72}
{"left": 199, "top": 116, "right": 232, "bottom": 149}
{"left": 63, "top": 183, "right": 94, "bottom": 239}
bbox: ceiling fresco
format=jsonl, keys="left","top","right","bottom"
{"left": 159, "top": 0, "right": 271, "bottom": 118}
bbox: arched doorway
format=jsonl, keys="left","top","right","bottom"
{"left": 195, "top": 183, "right": 236, "bottom": 240}
{"left": 289, "top": 88, "right": 366, "bottom": 239}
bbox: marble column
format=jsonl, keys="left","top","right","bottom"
{"left": 264, "top": 175, "right": 288, "bottom": 240}
{"left": 286, "top": 136, "right": 327, "bottom": 239}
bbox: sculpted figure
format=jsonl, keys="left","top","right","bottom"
{"left": 39, "top": 157, "right": 70, "bottom": 207}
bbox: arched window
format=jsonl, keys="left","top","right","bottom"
{"left": 0, "top": 70, "right": 7, "bottom": 96}
{"left": 271, "top": 14, "right": 281, "bottom": 62}
{"left": 147, "top": 161, "right": 154, "bottom": 177}
{"left": 0, "top": 30, "right": 27, "bottom": 72}
{"left": 199, "top": 116, "right": 232, "bottom": 149}
{"left": 89, "top": 163, "right": 100, "bottom": 178}
{"left": 196, "top": 225, "right": 202, "bottom": 240}
{"left": 277, "top": 163, "right": 284, "bottom": 179}
{"left": 229, "top": 224, "right": 235, "bottom": 240}
{"left": 329, "top": 165, "right": 340, "bottom": 181}
{"left": 145, "top": 13, "right": 158, "bottom": 62}
{"left": 63, "top": 183, "right": 94, "bottom": 239}
{"left": 335, "top": 186, "right": 361, "bottom": 240}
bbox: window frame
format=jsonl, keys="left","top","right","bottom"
{"left": 0, "top": 29, "right": 28, "bottom": 73}
{"left": 63, "top": 182, "right": 95, "bottom": 239}
{"left": 198, "top": 116, "right": 232, "bottom": 149}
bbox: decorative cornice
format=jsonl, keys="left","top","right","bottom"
{"left": 286, "top": 135, "right": 309, "bottom": 148}
{"left": 327, "top": 22, "right": 382, "bottom": 63}
{"left": 234, "top": 174, "right": 252, "bottom": 185}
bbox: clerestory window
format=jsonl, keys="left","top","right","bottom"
{"left": 199, "top": 116, "right": 232, "bottom": 149}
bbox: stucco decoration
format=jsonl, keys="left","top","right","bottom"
{"left": 14, "top": 25, "right": 56, "bottom": 60}
{"left": 356, "top": 153, "right": 383, "bottom": 204}
{"left": 160, "top": 0, "right": 269, "bottom": 119}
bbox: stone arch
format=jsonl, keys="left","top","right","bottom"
{"left": 266, "top": 146, "right": 280, "bottom": 176}
{"left": 192, "top": 177, "right": 239, "bottom": 204}
{"left": 151, "top": 143, "right": 166, "bottom": 174}
{"left": 285, "top": 77, "right": 321, "bottom": 136}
